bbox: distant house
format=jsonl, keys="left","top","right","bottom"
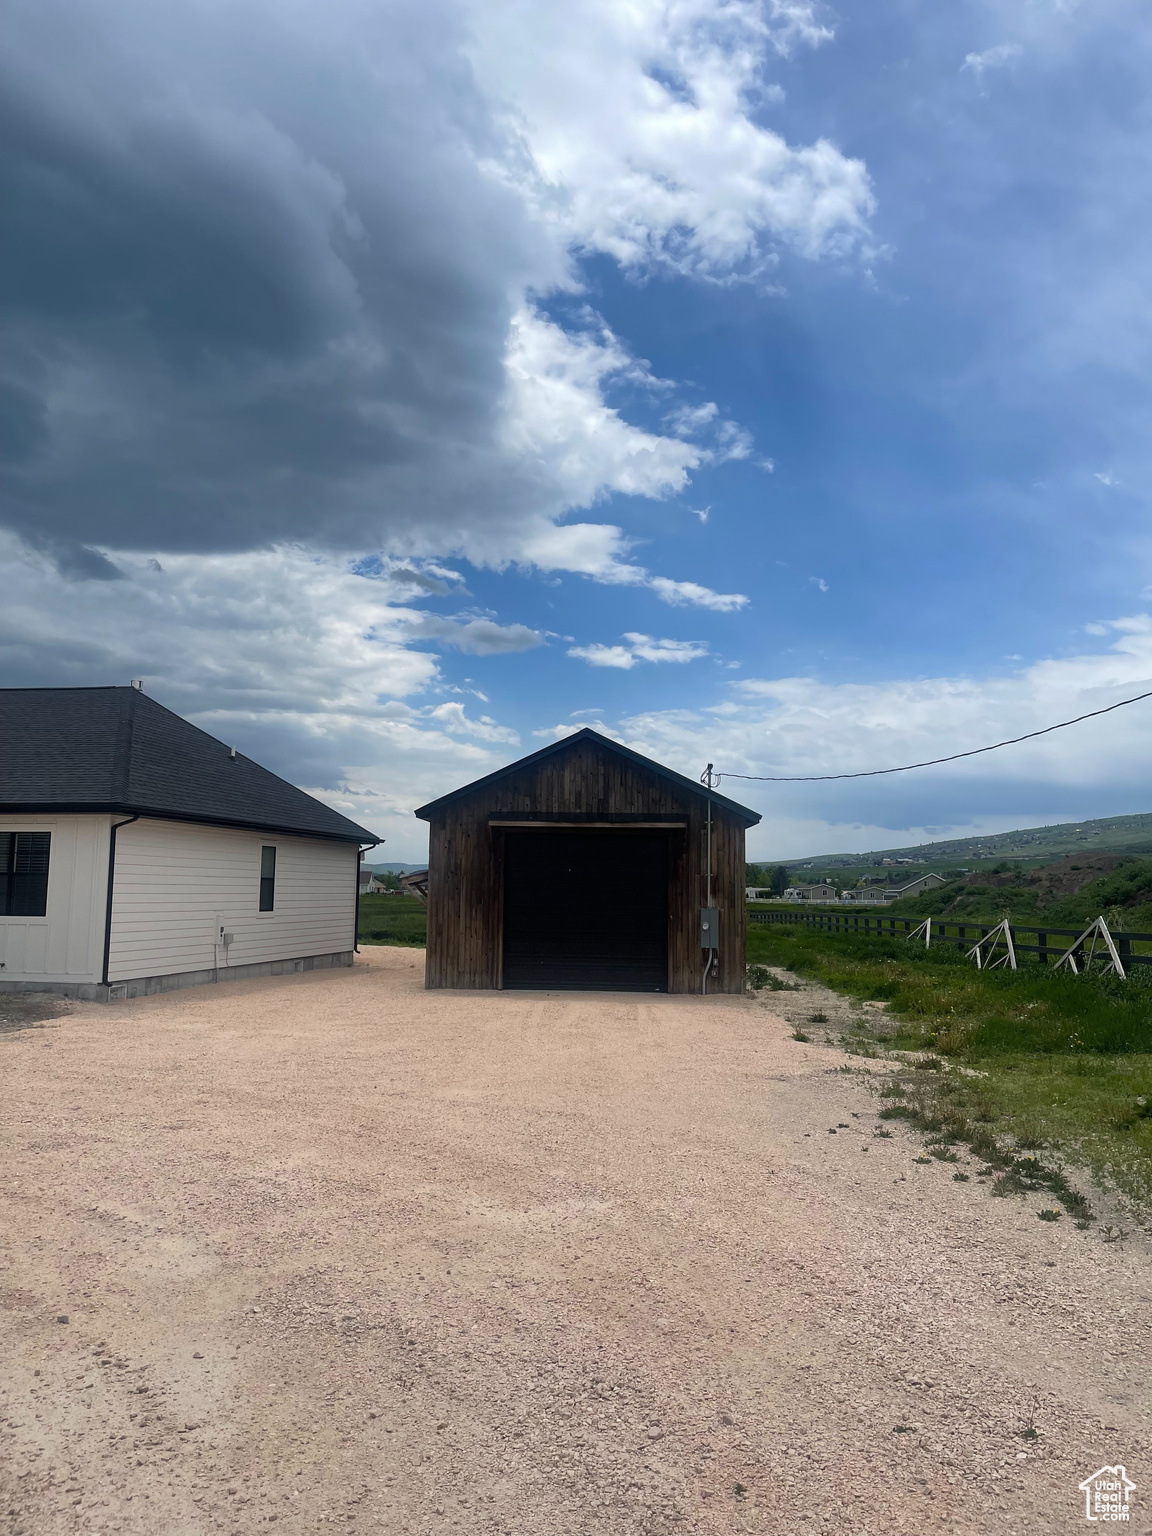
{"left": 745, "top": 887, "right": 776, "bottom": 901}
{"left": 840, "top": 888, "right": 888, "bottom": 904}
{"left": 1, "top": 685, "right": 379, "bottom": 1001}
{"left": 359, "top": 869, "right": 386, "bottom": 894}
{"left": 796, "top": 883, "right": 837, "bottom": 902}
{"left": 883, "top": 872, "right": 947, "bottom": 901}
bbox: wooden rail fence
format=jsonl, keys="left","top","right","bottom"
{"left": 747, "top": 907, "right": 1152, "bottom": 968}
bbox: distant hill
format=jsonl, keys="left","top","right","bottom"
{"left": 779, "top": 811, "right": 1152, "bottom": 872}
{"left": 883, "top": 854, "right": 1152, "bottom": 932}
{"left": 362, "top": 862, "right": 427, "bottom": 874}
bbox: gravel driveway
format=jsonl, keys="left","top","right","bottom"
{"left": 2, "top": 947, "right": 1148, "bottom": 1536}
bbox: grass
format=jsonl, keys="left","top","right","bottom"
{"left": 357, "top": 893, "right": 427, "bottom": 948}
{"left": 748, "top": 921, "right": 1152, "bottom": 1220}
{"left": 747, "top": 964, "right": 799, "bottom": 991}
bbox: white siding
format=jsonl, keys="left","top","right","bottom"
{"left": 0, "top": 814, "right": 110, "bottom": 983}
{"left": 107, "top": 819, "right": 357, "bottom": 982}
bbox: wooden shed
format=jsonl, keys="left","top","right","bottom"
{"left": 414, "top": 729, "right": 760, "bottom": 993}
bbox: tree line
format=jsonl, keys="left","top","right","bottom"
{"left": 745, "top": 864, "right": 791, "bottom": 895}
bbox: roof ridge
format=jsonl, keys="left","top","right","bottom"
{"left": 414, "top": 726, "right": 761, "bottom": 825}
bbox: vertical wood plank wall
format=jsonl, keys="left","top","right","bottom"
{"left": 423, "top": 739, "right": 748, "bottom": 993}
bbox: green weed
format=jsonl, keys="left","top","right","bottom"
{"left": 747, "top": 920, "right": 1152, "bottom": 1218}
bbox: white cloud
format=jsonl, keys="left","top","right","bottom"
{"left": 567, "top": 646, "right": 642, "bottom": 670}
{"left": 1095, "top": 471, "right": 1121, "bottom": 487}
{"left": 514, "top": 502, "right": 749, "bottom": 609}
{"left": 426, "top": 702, "right": 521, "bottom": 742}
{"left": 667, "top": 402, "right": 719, "bottom": 434}
{"left": 0, "top": 531, "right": 540, "bottom": 855}
{"left": 714, "top": 420, "right": 755, "bottom": 461}
{"left": 574, "top": 614, "right": 1152, "bottom": 855}
{"left": 500, "top": 309, "right": 702, "bottom": 512}
{"left": 567, "top": 633, "right": 710, "bottom": 668}
{"left": 809, "top": 576, "right": 829, "bottom": 592}
{"left": 664, "top": 399, "right": 759, "bottom": 464}
{"left": 648, "top": 577, "right": 749, "bottom": 611}
{"left": 961, "top": 42, "right": 1023, "bottom": 75}
{"left": 470, "top": 0, "right": 873, "bottom": 278}
{"left": 691, "top": 507, "right": 711, "bottom": 524}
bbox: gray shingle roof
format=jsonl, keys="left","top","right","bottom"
{"left": 1, "top": 687, "right": 379, "bottom": 844}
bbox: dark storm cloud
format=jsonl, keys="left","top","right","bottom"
{"left": 0, "top": 0, "right": 557, "bottom": 566}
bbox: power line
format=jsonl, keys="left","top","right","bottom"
{"left": 716, "top": 687, "right": 1152, "bottom": 784}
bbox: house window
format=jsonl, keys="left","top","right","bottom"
{"left": 0, "top": 831, "right": 51, "bottom": 917}
{"left": 259, "top": 845, "right": 276, "bottom": 911}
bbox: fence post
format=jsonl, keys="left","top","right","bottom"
{"left": 1037, "top": 931, "right": 1047, "bottom": 966}
{"left": 1118, "top": 934, "right": 1132, "bottom": 966}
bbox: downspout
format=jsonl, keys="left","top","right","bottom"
{"left": 101, "top": 815, "right": 140, "bottom": 988}
{"left": 355, "top": 839, "right": 381, "bottom": 955}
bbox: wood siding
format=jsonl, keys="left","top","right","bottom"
{"left": 0, "top": 814, "right": 110, "bottom": 982}
{"left": 424, "top": 738, "right": 748, "bottom": 992}
{"left": 107, "top": 819, "right": 357, "bottom": 983}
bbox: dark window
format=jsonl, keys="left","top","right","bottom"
{"left": 259, "top": 845, "right": 276, "bottom": 911}
{"left": 0, "top": 832, "right": 51, "bottom": 917}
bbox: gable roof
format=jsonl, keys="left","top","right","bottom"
{"left": 0, "top": 687, "right": 379, "bottom": 844}
{"left": 889, "top": 872, "right": 944, "bottom": 892}
{"left": 414, "top": 727, "right": 761, "bottom": 827}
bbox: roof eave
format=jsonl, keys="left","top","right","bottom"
{"left": 0, "top": 802, "right": 381, "bottom": 844}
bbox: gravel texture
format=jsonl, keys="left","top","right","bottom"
{"left": 1, "top": 945, "right": 1148, "bottom": 1536}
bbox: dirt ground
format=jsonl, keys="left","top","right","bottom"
{"left": 2, "top": 947, "right": 1148, "bottom": 1536}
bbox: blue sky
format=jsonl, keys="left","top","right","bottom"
{"left": 2, "top": 0, "right": 1150, "bottom": 860}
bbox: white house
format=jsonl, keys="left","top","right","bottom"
{"left": 1, "top": 685, "right": 380, "bottom": 1001}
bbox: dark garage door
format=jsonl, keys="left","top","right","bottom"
{"left": 502, "top": 830, "right": 669, "bottom": 991}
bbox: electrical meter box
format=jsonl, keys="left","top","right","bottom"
{"left": 699, "top": 907, "right": 719, "bottom": 950}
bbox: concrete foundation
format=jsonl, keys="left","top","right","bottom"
{"left": 0, "top": 950, "right": 355, "bottom": 1003}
